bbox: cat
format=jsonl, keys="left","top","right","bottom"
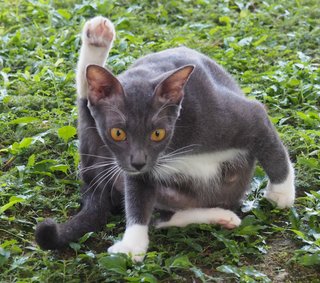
{"left": 35, "top": 16, "right": 295, "bottom": 261}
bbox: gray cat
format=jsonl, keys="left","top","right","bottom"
{"left": 35, "top": 16, "right": 295, "bottom": 261}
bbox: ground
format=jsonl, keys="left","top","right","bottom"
{"left": 0, "top": 0, "right": 319, "bottom": 282}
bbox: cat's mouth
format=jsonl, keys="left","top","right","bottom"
{"left": 124, "top": 165, "right": 152, "bottom": 176}
{"left": 125, "top": 170, "right": 143, "bottom": 176}
{"left": 118, "top": 159, "right": 155, "bottom": 176}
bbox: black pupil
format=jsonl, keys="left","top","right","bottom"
{"left": 117, "top": 130, "right": 121, "bottom": 137}
{"left": 155, "top": 131, "right": 160, "bottom": 137}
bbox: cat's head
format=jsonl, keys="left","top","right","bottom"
{"left": 86, "top": 64, "right": 194, "bottom": 175}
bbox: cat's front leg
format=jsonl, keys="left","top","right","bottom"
{"left": 108, "top": 224, "right": 149, "bottom": 262}
{"left": 76, "top": 16, "right": 115, "bottom": 98}
{"left": 108, "top": 176, "right": 156, "bottom": 262}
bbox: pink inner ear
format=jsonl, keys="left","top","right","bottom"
{"left": 86, "top": 65, "right": 124, "bottom": 104}
{"left": 156, "top": 65, "right": 194, "bottom": 104}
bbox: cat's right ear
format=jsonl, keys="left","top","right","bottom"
{"left": 86, "top": 65, "right": 124, "bottom": 105}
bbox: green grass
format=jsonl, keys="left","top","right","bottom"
{"left": 0, "top": 0, "right": 319, "bottom": 282}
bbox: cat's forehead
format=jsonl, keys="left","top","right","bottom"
{"left": 121, "top": 79, "right": 155, "bottom": 97}
{"left": 120, "top": 80, "right": 155, "bottom": 113}
{"left": 118, "top": 68, "right": 161, "bottom": 96}
{"left": 116, "top": 73, "right": 166, "bottom": 125}
{"left": 123, "top": 95, "right": 153, "bottom": 125}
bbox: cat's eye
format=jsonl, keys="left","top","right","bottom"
{"left": 151, "top": 129, "right": 166, "bottom": 142}
{"left": 110, "top": 128, "right": 127, "bottom": 141}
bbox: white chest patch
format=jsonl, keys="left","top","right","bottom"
{"left": 153, "top": 149, "right": 247, "bottom": 183}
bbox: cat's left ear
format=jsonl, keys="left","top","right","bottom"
{"left": 154, "top": 65, "right": 195, "bottom": 105}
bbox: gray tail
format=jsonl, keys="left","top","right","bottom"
{"left": 35, "top": 205, "right": 108, "bottom": 250}
{"left": 35, "top": 184, "right": 123, "bottom": 250}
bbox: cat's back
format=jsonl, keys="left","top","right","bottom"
{"left": 124, "top": 46, "right": 242, "bottom": 95}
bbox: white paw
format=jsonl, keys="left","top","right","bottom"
{"left": 215, "top": 210, "right": 241, "bottom": 229}
{"left": 155, "top": 220, "right": 171, "bottom": 229}
{"left": 265, "top": 183, "right": 295, "bottom": 208}
{"left": 156, "top": 208, "right": 241, "bottom": 229}
{"left": 265, "top": 162, "right": 295, "bottom": 208}
{"left": 107, "top": 225, "right": 149, "bottom": 262}
{"left": 108, "top": 240, "right": 147, "bottom": 262}
{"left": 82, "top": 16, "right": 115, "bottom": 48}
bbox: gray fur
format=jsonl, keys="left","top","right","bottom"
{"left": 35, "top": 47, "right": 290, "bottom": 249}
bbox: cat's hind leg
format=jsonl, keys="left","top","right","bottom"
{"left": 264, "top": 159, "right": 295, "bottom": 208}
{"left": 252, "top": 106, "right": 295, "bottom": 208}
{"left": 76, "top": 16, "right": 116, "bottom": 99}
{"left": 155, "top": 207, "right": 241, "bottom": 229}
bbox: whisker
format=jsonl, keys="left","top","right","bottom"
{"left": 160, "top": 149, "right": 193, "bottom": 160}
{"left": 152, "top": 164, "right": 171, "bottom": 188}
{"left": 158, "top": 163, "right": 179, "bottom": 173}
{"left": 98, "top": 166, "right": 122, "bottom": 202}
{"left": 80, "top": 169, "right": 115, "bottom": 211}
{"left": 85, "top": 126, "right": 98, "bottom": 131}
{"left": 110, "top": 169, "right": 123, "bottom": 206}
{"left": 90, "top": 165, "right": 119, "bottom": 191}
{"left": 158, "top": 144, "right": 200, "bottom": 162}
{"left": 79, "top": 161, "right": 118, "bottom": 171}
{"left": 80, "top": 153, "right": 116, "bottom": 160}
{"left": 79, "top": 162, "right": 118, "bottom": 174}
{"left": 99, "top": 166, "right": 122, "bottom": 204}
{"left": 105, "top": 105, "right": 126, "bottom": 122}
{"left": 166, "top": 143, "right": 201, "bottom": 154}
{"left": 152, "top": 145, "right": 201, "bottom": 184}
{"left": 81, "top": 165, "right": 118, "bottom": 197}
{"left": 81, "top": 169, "right": 109, "bottom": 197}
{"left": 87, "top": 165, "right": 120, "bottom": 203}
{"left": 152, "top": 102, "right": 177, "bottom": 123}
{"left": 152, "top": 114, "right": 173, "bottom": 125}
{"left": 151, "top": 165, "right": 162, "bottom": 182}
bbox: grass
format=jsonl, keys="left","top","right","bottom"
{"left": 0, "top": 0, "right": 319, "bottom": 282}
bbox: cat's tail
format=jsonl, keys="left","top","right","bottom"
{"left": 35, "top": 218, "right": 72, "bottom": 250}
{"left": 35, "top": 205, "right": 108, "bottom": 250}
{"left": 35, "top": 181, "right": 124, "bottom": 250}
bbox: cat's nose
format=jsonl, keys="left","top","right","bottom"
{"left": 130, "top": 151, "right": 147, "bottom": 171}
{"left": 131, "top": 162, "right": 146, "bottom": 171}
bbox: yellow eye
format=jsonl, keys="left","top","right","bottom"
{"left": 151, "top": 129, "right": 166, "bottom": 142}
{"left": 110, "top": 128, "right": 126, "bottom": 141}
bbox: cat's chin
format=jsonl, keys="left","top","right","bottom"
{"left": 125, "top": 170, "right": 146, "bottom": 176}
{"left": 124, "top": 166, "right": 153, "bottom": 176}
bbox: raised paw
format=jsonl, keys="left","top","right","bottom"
{"left": 108, "top": 240, "right": 147, "bottom": 262}
{"left": 82, "top": 16, "right": 115, "bottom": 48}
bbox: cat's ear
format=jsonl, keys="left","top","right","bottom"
{"left": 86, "top": 65, "right": 124, "bottom": 105}
{"left": 154, "top": 65, "right": 194, "bottom": 104}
